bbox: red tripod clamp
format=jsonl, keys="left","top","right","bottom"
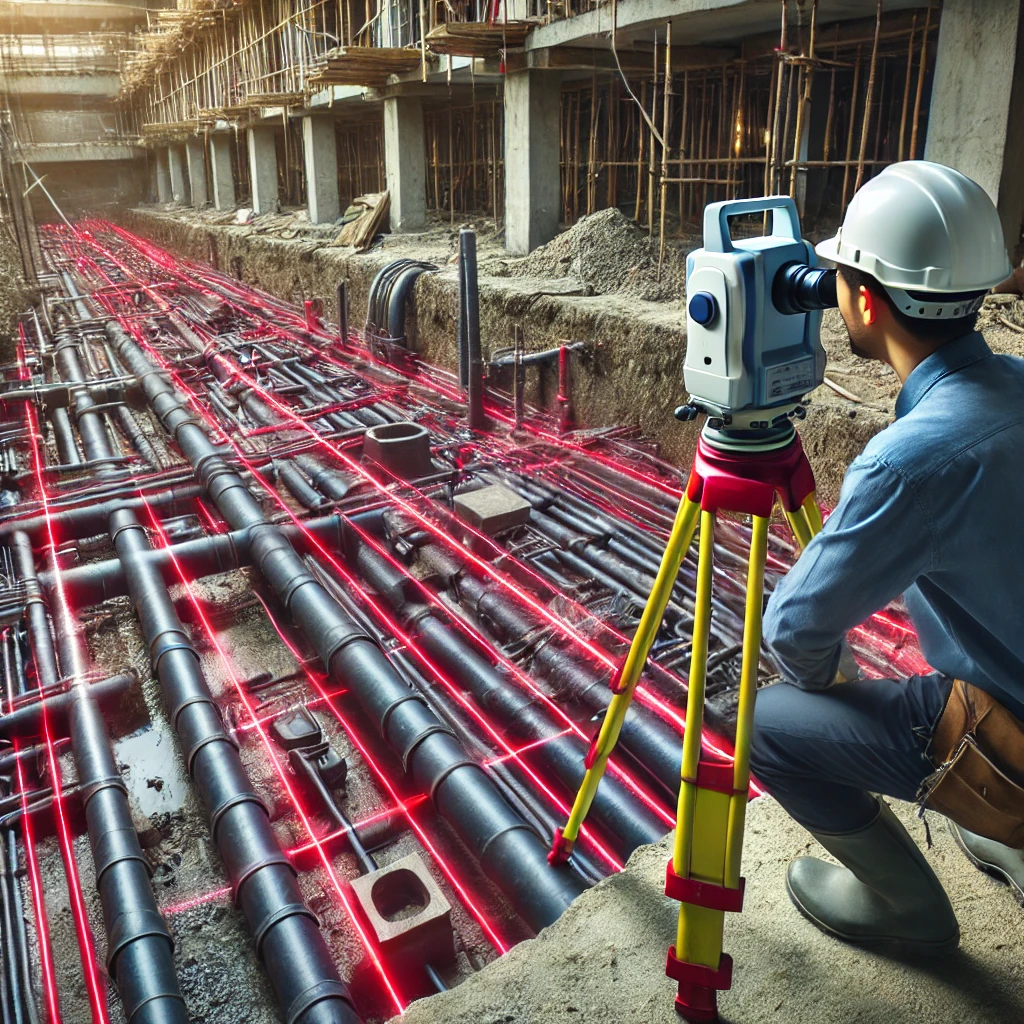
{"left": 687, "top": 431, "right": 816, "bottom": 517}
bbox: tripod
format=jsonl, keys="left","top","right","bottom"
{"left": 551, "top": 426, "right": 823, "bottom": 1022}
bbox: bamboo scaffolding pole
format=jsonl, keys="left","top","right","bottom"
{"left": 854, "top": 0, "right": 883, "bottom": 194}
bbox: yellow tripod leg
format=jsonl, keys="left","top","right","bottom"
{"left": 667, "top": 514, "right": 768, "bottom": 1021}
{"left": 801, "top": 491, "right": 823, "bottom": 536}
{"left": 552, "top": 493, "right": 699, "bottom": 860}
{"left": 784, "top": 491, "right": 824, "bottom": 550}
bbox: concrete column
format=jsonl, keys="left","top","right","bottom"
{"left": 384, "top": 96, "right": 426, "bottom": 233}
{"left": 185, "top": 138, "right": 208, "bottom": 209}
{"left": 155, "top": 149, "right": 171, "bottom": 203}
{"left": 167, "top": 144, "right": 189, "bottom": 205}
{"left": 925, "top": 0, "right": 1024, "bottom": 258}
{"left": 301, "top": 114, "right": 340, "bottom": 224}
{"left": 247, "top": 126, "right": 279, "bottom": 215}
{"left": 209, "top": 133, "right": 236, "bottom": 211}
{"left": 503, "top": 69, "right": 562, "bottom": 255}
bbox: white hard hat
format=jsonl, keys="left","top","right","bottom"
{"left": 816, "top": 160, "right": 1011, "bottom": 319}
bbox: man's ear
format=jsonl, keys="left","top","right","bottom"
{"left": 858, "top": 284, "right": 879, "bottom": 327}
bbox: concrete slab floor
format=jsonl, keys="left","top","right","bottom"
{"left": 394, "top": 797, "right": 1024, "bottom": 1024}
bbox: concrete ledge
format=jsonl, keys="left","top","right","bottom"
{"left": 394, "top": 797, "right": 1024, "bottom": 1024}
{"left": 16, "top": 142, "right": 141, "bottom": 164}
{"left": 0, "top": 73, "right": 119, "bottom": 97}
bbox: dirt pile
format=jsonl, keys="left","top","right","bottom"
{"left": 496, "top": 208, "right": 694, "bottom": 302}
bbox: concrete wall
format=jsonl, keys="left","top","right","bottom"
{"left": 926, "top": 0, "right": 1024, "bottom": 259}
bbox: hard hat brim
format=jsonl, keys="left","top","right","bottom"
{"left": 814, "top": 234, "right": 842, "bottom": 266}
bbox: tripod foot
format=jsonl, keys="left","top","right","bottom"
{"left": 548, "top": 827, "right": 574, "bottom": 866}
{"left": 675, "top": 984, "right": 720, "bottom": 1022}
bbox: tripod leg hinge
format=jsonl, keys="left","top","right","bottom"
{"left": 665, "top": 863, "right": 745, "bottom": 913}
{"left": 548, "top": 827, "right": 574, "bottom": 866}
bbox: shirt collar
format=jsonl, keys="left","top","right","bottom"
{"left": 895, "top": 331, "right": 993, "bottom": 419}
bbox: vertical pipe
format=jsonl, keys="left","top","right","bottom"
{"left": 457, "top": 230, "right": 469, "bottom": 388}
{"left": 337, "top": 280, "right": 349, "bottom": 350}
{"left": 461, "top": 229, "right": 485, "bottom": 431}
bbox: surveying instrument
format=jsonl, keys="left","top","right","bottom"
{"left": 550, "top": 196, "right": 838, "bottom": 1021}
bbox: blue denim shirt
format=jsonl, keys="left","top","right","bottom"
{"left": 763, "top": 331, "right": 1024, "bottom": 721}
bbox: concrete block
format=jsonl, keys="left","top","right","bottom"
{"left": 926, "top": 0, "right": 1024, "bottom": 257}
{"left": 384, "top": 96, "right": 426, "bottom": 232}
{"left": 209, "top": 133, "right": 235, "bottom": 211}
{"left": 453, "top": 483, "right": 532, "bottom": 535}
{"left": 185, "top": 138, "right": 208, "bottom": 209}
{"left": 504, "top": 69, "right": 562, "bottom": 254}
{"left": 350, "top": 852, "right": 454, "bottom": 968}
{"left": 247, "top": 126, "right": 279, "bottom": 215}
{"left": 302, "top": 114, "right": 340, "bottom": 224}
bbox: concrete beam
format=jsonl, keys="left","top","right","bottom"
{"left": 527, "top": 0, "right": 927, "bottom": 51}
{"left": 14, "top": 142, "right": 140, "bottom": 164}
{"left": 504, "top": 69, "right": 561, "bottom": 255}
{"left": 156, "top": 149, "right": 171, "bottom": 203}
{"left": 168, "top": 144, "right": 189, "bottom": 205}
{"left": 301, "top": 114, "right": 340, "bottom": 224}
{"left": 0, "top": 73, "right": 119, "bottom": 97}
{"left": 507, "top": 43, "right": 735, "bottom": 73}
{"left": 247, "top": 126, "right": 279, "bottom": 215}
{"left": 209, "top": 133, "right": 236, "bottom": 212}
{"left": 384, "top": 96, "right": 426, "bottom": 233}
{"left": 0, "top": 0, "right": 148, "bottom": 24}
{"left": 926, "top": 0, "right": 1024, "bottom": 260}
{"left": 185, "top": 138, "right": 208, "bottom": 209}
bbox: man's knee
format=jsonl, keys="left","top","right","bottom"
{"left": 750, "top": 681, "right": 810, "bottom": 783}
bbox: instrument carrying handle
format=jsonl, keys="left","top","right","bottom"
{"left": 703, "top": 196, "right": 801, "bottom": 254}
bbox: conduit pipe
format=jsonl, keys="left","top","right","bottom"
{"left": 107, "top": 509, "right": 360, "bottom": 1024}
{"left": 347, "top": 537, "right": 666, "bottom": 858}
{"left": 12, "top": 532, "right": 189, "bottom": 1024}
{"left": 416, "top": 541, "right": 686, "bottom": 802}
{"left": 106, "top": 319, "right": 588, "bottom": 931}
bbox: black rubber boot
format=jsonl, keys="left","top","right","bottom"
{"left": 786, "top": 799, "right": 959, "bottom": 957}
{"left": 952, "top": 822, "right": 1024, "bottom": 906}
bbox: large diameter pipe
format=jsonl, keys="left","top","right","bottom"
{"left": 0, "top": 671, "right": 133, "bottom": 740}
{"left": 107, "top": 320, "right": 587, "bottom": 931}
{"left": 417, "top": 542, "right": 686, "bottom": 802}
{"left": 107, "top": 510, "right": 360, "bottom": 1024}
{"left": 348, "top": 538, "right": 666, "bottom": 858}
{"left": 12, "top": 534, "right": 189, "bottom": 1024}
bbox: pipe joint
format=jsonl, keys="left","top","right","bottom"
{"left": 91, "top": 824, "right": 152, "bottom": 886}
{"left": 106, "top": 908, "right": 174, "bottom": 975}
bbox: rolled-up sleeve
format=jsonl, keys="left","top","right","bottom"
{"left": 763, "top": 454, "right": 936, "bottom": 689}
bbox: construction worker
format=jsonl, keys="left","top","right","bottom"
{"left": 749, "top": 160, "right": 1024, "bottom": 956}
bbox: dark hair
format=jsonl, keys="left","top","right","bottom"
{"left": 838, "top": 265, "right": 983, "bottom": 345}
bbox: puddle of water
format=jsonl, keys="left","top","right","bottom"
{"left": 116, "top": 717, "right": 190, "bottom": 818}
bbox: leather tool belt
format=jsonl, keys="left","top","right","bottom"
{"left": 921, "top": 678, "right": 1024, "bottom": 849}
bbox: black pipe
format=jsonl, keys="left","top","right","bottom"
{"left": 12, "top": 533, "right": 189, "bottom": 1024}
{"left": 107, "top": 319, "right": 587, "bottom": 932}
{"left": 457, "top": 233, "right": 469, "bottom": 387}
{"left": 347, "top": 537, "right": 666, "bottom": 858}
{"left": 460, "top": 230, "right": 485, "bottom": 430}
{"left": 107, "top": 509, "right": 360, "bottom": 1024}
{"left": 337, "top": 280, "right": 348, "bottom": 349}
{"left": 0, "top": 671, "right": 133, "bottom": 740}
{"left": 50, "top": 407, "right": 80, "bottom": 465}
{"left": 43, "top": 514, "right": 347, "bottom": 607}
{"left": 0, "top": 483, "right": 204, "bottom": 543}
{"left": 416, "top": 542, "right": 686, "bottom": 802}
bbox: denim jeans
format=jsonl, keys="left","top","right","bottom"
{"left": 749, "top": 672, "right": 954, "bottom": 834}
